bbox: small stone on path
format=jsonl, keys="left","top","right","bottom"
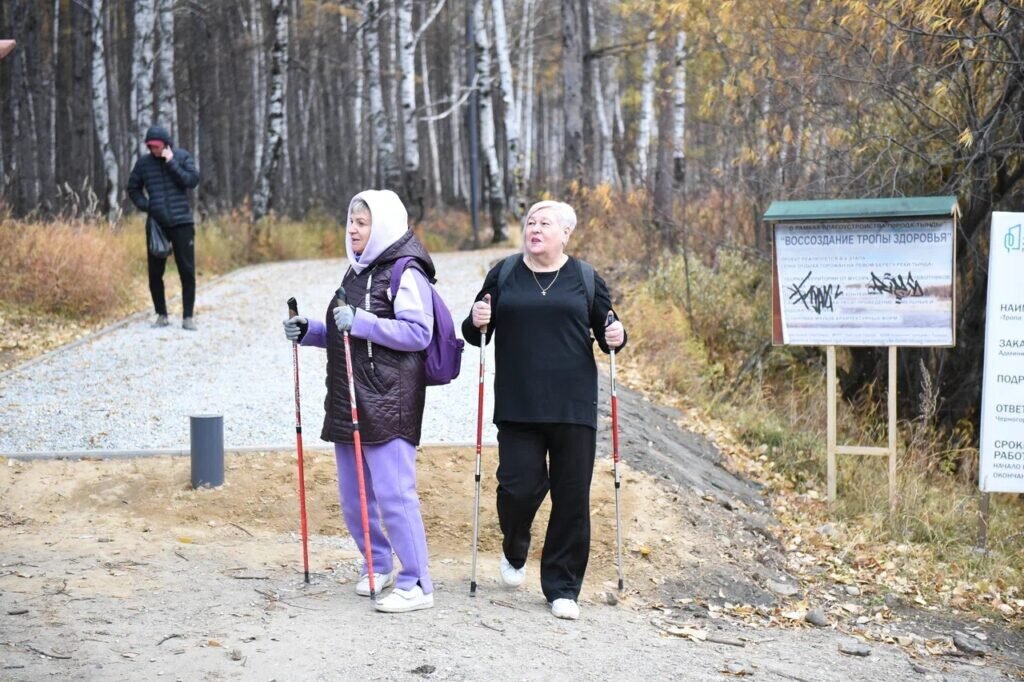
{"left": 952, "top": 631, "right": 988, "bottom": 657}
{"left": 805, "top": 609, "right": 829, "bottom": 627}
{"left": 767, "top": 579, "right": 799, "bottom": 597}
{"left": 838, "top": 640, "right": 871, "bottom": 657}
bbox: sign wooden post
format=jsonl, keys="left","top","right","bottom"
{"left": 826, "top": 346, "right": 898, "bottom": 508}
{"left": 827, "top": 346, "right": 837, "bottom": 501}
{"left": 976, "top": 492, "right": 991, "bottom": 551}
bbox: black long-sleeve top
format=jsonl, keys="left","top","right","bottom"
{"left": 462, "top": 255, "right": 627, "bottom": 430}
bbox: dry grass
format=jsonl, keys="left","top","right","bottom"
{"left": 0, "top": 216, "right": 139, "bottom": 317}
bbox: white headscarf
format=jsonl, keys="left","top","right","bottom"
{"left": 345, "top": 189, "right": 410, "bottom": 274}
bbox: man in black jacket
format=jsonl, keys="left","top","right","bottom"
{"left": 127, "top": 125, "right": 201, "bottom": 330}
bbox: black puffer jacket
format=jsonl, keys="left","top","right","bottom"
{"left": 126, "top": 125, "right": 200, "bottom": 228}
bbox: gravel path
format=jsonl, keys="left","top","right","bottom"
{"left": 0, "top": 250, "right": 511, "bottom": 455}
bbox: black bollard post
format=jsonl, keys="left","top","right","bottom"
{"left": 190, "top": 414, "right": 224, "bottom": 488}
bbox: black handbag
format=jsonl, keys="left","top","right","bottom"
{"left": 147, "top": 216, "right": 172, "bottom": 258}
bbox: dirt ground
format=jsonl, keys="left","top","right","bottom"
{"left": 1, "top": 449, "right": 1017, "bottom": 681}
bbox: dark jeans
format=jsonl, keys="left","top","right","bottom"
{"left": 148, "top": 223, "right": 196, "bottom": 318}
{"left": 496, "top": 421, "right": 596, "bottom": 602}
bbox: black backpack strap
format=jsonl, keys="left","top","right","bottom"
{"left": 497, "top": 254, "right": 519, "bottom": 291}
{"left": 576, "top": 259, "right": 596, "bottom": 313}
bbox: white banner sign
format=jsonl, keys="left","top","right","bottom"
{"left": 979, "top": 212, "right": 1024, "bottom": 493}
{"left": 774, "top": 220, "right": 955, "bottom": 346}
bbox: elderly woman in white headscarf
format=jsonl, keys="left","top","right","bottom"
{"left": 283, "top": 189, "right": 437, "bottom": 613}
{"left": 461, "top": 200, "right": 626, "bottom": 621}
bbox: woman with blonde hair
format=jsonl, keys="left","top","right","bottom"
{"left": 462, "top": 200, "right": 627, "bottom": 620}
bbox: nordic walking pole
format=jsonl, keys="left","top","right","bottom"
{"left": 288, "top": 297, "right": 311, "bottom": 584}
{"left": 607, "top": 311, "right": 624, "bottom": 592}
{"left": 470, "top": 294, "right": 490, "bottom": 596}
{"left": 336, "top": 286, "right": 377, "bottom": 601}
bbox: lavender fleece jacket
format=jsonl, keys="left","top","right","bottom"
{"left": 301, "top": 268, "right": 434, "bottom": 351}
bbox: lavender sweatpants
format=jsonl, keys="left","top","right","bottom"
{"left": 334, "top": 438, "right": 433, "bottom": 594}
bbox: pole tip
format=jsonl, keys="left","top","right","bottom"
{"left": 470, "top": 582, "right": 477, "bottom": 596}
{"left": 618, "top": 578, "right": 624, "bottom": 591}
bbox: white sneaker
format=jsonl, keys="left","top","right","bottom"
{"left": 499, "top": 555, "right": 525, "bottom": 587}
{"left": 355, "top": 569, "right": 396, "bottom": 597}
{"left": 374, "top": 585, "right": 434, "bottom": 613}
{"left": 550, "top": 598, "right": 580, "bottom": 620}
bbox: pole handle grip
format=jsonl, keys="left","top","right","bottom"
{"left": 287, "top": 297, "right": 299, "bottom": 318}
{"left": 480, "top": 294, "right": 491, "bottom": 336}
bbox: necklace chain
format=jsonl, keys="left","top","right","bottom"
{"left": 530, "top": 262, "right": 562, "bottom": 296}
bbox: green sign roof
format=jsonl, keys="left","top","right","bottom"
{"left": 763, "top": 196, "right": 958, "bottom": 222}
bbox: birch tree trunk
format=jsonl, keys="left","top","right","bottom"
{"left": 252, "top": 0, "right": 289, "bottom": 224}
{"left": 365, "top": 0, "right": 401, "bottom": 189}
{"left": 249, "top": 0, "right": 265, "bottom": 173}
{"left": 301, "top": 1, "right": 324, "bottom": 201}
{"left": 490, "top": 0, "right": 523, "bottom": 218}
{"left": 353, "top": 20, "right": 365, "bottom": 173}
{"left": 420, "top": 46, "right": 442, "bottom": 202}
{"left": 654, "top": 35, "right": 676, "bottom": 248}
{"left": 520, "top": 1, "right": 536, "bottom": 189}
{"left": 448, "top": 43, "right": 466, "bottom": 203}
{"left": 561, "top": 0, "right": 584, "bottom": 187}
{"left": 611, "top": 58, "right": 625, "bottom": 140}
{"left": 17, "top": 41, "right": 41, "bottom": 209}
{"left": 607, "top": 57, "right": 627, "bottom": 187}
{"left": 282, "top": 0, "right": 297, "bottom": 205}
{"left": 132, "top": 0, "right": 156, "bottom": 140}
{"left": 389, "top": 2, "right": 401, "bottom": 151}
{"left": 473, "top": 0, "right": 507, "bottom": 242}
{"left": 91, "top": 0, "right": 119, "bottom": 220}
{"left": 672, "top": 30, "right": 686, "bottom": 188}
{"left": 50, "top": 0, "right": 60, "bottom": 191}
{"left": 637, "top": 30, "right": 656, "bottom": 183}
{"left": 155, "top": 0, "right": 177, "bottom": 137}
{"left": 587, "top": 4, "right": 617, "bottom": 187}
{"left": 516, "top": 0, "right": 532, "bottom": 130}
{"left": 397, "top": 0, "right": 422, "bottom": 209}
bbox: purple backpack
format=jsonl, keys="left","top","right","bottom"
{"left": 389, "top": 256, "right": 465, "bottom": 386}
